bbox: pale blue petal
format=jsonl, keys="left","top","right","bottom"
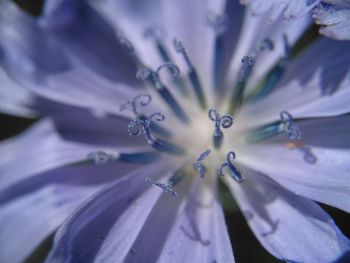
{"left": 236, "top": 144, "right": 350, "bottom": 212}
{"left": 45, "top": 160, "right": 176, "bottom": 263}
{"left": 158, "top": 176, "right": 235, "bottom": 263}
{"left": 226, "top": 167, "right": 350, "bottom": 263}
{"left": 313, "top": 1, "right": 350, "bottom": 40}
{"left": 224, "top": 6, "right": 311, "bottom": 96}
{"left": 0, "top": 117, "right": 145, "bottom": 192}
{"left": 0, "top": 161, "right": 139, "bottom": 263}
{"left": 0, "top": 67, "right": 37, "bottom": 118}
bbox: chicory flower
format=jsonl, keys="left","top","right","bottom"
{"left": 1, "top": 0, "right": 350, "bottom": 262}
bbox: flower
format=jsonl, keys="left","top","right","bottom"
{"left": 1, "top": 0, "right": 350, "bottom": 262}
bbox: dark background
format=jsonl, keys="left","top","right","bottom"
{"left": 3, "top": 1, "right": 350, "bottom": 262}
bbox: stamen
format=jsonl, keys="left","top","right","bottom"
{"left": 144, "top": 27, "right": 170, "bottom": 62}
{"left": 250, "top": 35, "right": 291, "bottom": 102}
{"left": 173, "top": 39, "right": 207, "bottom": 109}
{"left": 120, "top": 94, "right": 152, "bottom": 116}
{"left": 144, "top": 27, "right": 188, "bottom": 95}
{"left": 136, "top": 66, "right": 190, "bottom": 124}
{"left": 245, "top": 122, "right": 282, "bottom": 142}
{"left": 145, "top": 177, "right": 178, "bottom": 197}
{"left": 120, "top": 94, "right": 172, "bottom": 137}
{"left": 128, "top": 112, "right": 185, "bottom": 155}
{"left": 246, "top": 111, "right": 301, "bottom": 142}
{"left": 228, "top": 56, "right": 255, "bottom": 114}
{"left": 208, "top": 108, "right": 234, "bottom": 149}
{"left": 206, "top": 12, "right": 228, "bottom": 91}
{"left": 193, "top": 149, "right": 211, "bottom": 178}
{"left": 219, "top": 151, "right": 245, "bottom": 183}
{"left": 280, "top": 111, "right": 302, "bottom": 140}
{"left": 167, "top": 169, "right": 185, "bottom": 187}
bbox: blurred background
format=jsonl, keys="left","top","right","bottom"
{"left": 2, "top": 1, "right": 350, "bottom": 262}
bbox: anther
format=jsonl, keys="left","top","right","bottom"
{"left": 136, "top": 66, "right": 190, "bottom": 124}
{"left": 228, "top": 56, "right": 255, "bottom": 114}
{"left": 173, "top": 39, "right": 207, "bottom": 109}
{"left": 120, "top": 94, "right": 172, "bottom": 137}
{"left": 145, "top": 177, "right": 178, "bottom": 197}
{"left": 250, "top": 34, "right": 291, "bottom": 102}
{"left": 144, "top": 27, "right": 188, "bottom": 95}
{"left": 280, "top": 111, "right": 302, "bottom": 140}
{"left": 246, "top": 111, "right": 302, "bottom": 142}
{"left": 120, "top": 94, "right": 152, "bottom": 116}
{"left": 219, "top": 151, "right": 245, "bottom": 183}
{"left": 193, "top": 149, "right": 211, "bottom": 178}
{"left": 128, "top": 112, "right": 185, "bottom": 155}
{"left": 208, "top": 108, "right": 234, "bottom": 149}
{"left": 206, "top": 12, "right": 228, "bottom": 92}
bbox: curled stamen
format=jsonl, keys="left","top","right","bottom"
{"left": 280, "top": 111, "right": 302, "bottom": 140}
{"left": 228, "top": 56, "right": 255, "bottom": 114}
{"left": 206, "top": 12, "right": 228, "bottom": 92}
{"left": 87, "top": 151, "right": 116, "bottom": 165}
{"left": 208, "top": 108, "right": 234, "bottom": 149}
{"left": 145, "top": 177, "right": 178, "bottom": 197}
{"left": 173, "top": 39, "right": 207, "bottom": 109}
{"left": 193, "top": 149, "right": 211, "bottom": 178}
{"left": 157, "top": 62, "right": 180, "bottom": 78}
{"left": 136, "top": 67, "right": 190, "bottom": 123}
{"left": 220, "top": 151, "right": 244, "bottom": 183}
{"left": 120, "top": 94, "right": 172, "bottom": 138}
{"left": 250, "top": 35, "right": 291, "bottom": 102}
{"left": 144, "top": 27, "right": 187, "bottom": 95}
{"left": 120, "top": 94, "right": 152, "bottom": 116}
{"left": 128, "top": 113, "right": 184, "bottom": 155}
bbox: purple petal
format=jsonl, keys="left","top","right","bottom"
{"left": 236, "top": 144, "right": 350, "bottom": 212}
{"left": 0, "top": 0, "right": 69, "bottom": 83}
{"left": 313, "top": 1, "right": 350, "bottom": 40}
{"left": 40, "top": 0, "right": 138, "bottom": 83}
{"left": 226, "top": 166, "right": 350, "bottom": 262}
{"left": 45, "top": 160, "right": 175, "bottom": 263}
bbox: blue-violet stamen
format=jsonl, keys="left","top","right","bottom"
{"left": 208, "top": 108, "right": 234, "bottom": 149}
{"left": 220, "top": 151, "right": 245, "bottom": 183}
